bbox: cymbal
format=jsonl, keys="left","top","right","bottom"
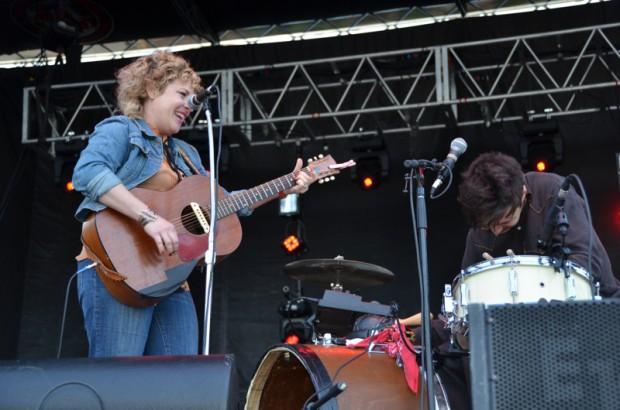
{"left": 284, "top": 258, "right": 395, "bottom": 288}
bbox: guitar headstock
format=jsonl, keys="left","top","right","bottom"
{"left": 304, "top": 154, "right": 356, "bottom": 185}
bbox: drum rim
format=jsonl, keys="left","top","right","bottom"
{"left": 457, "top": 255, "right": 591, "bottom": 281}
{"left": 246, "top": 344, "right": 335, "bottom": 409}
{"left": 258, "top": 343, "right": 332, "bottom": 398}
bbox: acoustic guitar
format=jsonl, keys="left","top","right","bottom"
{"left": 81, "top": 155, "right": 354, "bottom": 307}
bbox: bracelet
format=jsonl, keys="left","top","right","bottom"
{"left": 138, "top": 208, "right": 158, "bottom": 226}
{"left": 278, "top": 191, "right": 287, "bottom": 199}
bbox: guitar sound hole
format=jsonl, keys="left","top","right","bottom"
{"left": 181, "top": 205, "right": 211, "bottom": 234}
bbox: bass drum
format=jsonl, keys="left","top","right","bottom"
{"left": 246, "top": 344, "right": 454, "bottom": 410}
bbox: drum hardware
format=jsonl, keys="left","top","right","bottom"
{"left": 566, "top": 274, "right": 577, "bottom": 299}
{"left": 442, "top": 284, "right": 454, "bottom": 315}
{"left": 281, "top": 257, "right": 394, "bottom": 339}
{"left": 319, "top": 332, "right": 333, "bottom": 345}
{"left": 509, "top": 266, "right": 518, "bottom": 301}
{"left": 448, "top": 255, "right": 594, "bottom": 351}
{"left": 594, "top": 281, "right": 602, "bottom": 300}
{"left": 441, "top": 285, "right": 456, "bottom": 343}
{"left": 458, "top": 282, "right": 468, "bottom": 309}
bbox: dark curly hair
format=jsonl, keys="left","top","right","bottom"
{"left": 457, "top": 152, "right": 525, "bottom": 228}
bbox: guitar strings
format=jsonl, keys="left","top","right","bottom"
{"left": 162, "top": 173, "right": 298, "bottom": 231}
{"left": 141, "top": 163, "right": 321, "bottom": 232}
{"left": 130, "top": 165, "right": 325, "bottom": 251}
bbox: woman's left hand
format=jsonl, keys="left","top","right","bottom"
{"left": 285, "top": 158, "right": 314, "bottom": 195}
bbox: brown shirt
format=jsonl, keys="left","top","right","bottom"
{"left": 75, "top": 143, "right": 183, "bottom": 261}
{"left": 462, "top": 172, "right": 620, "bottom": 298}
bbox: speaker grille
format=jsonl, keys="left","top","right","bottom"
{"left": 470, "top": 299, "right": 620, "bottom": 410}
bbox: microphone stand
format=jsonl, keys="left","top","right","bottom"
{"left": 537, "top": 177, "right": 572, "bottom": 273}
{"left": 404, "top": 158, "right": 438, "bottom": 410}
{"left": 201, "top": 97, "right": 219, "bottom": 355}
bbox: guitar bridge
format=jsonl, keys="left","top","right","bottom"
{"left": 190, "top": 202, "right": 210, "bottom": 234}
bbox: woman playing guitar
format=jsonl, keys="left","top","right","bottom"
{"left": 72, "top": 51, "right": 315, "bottom": 357}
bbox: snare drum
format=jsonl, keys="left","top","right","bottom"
{"left": 246, "top": 344, "right": 455, "bottom": 409}
{"left": 445, "top": 255, "right": 593, "bottom": 350}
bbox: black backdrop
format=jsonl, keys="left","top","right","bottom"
{"left": 1, "top": 1, "right": 620, "bottom": 398}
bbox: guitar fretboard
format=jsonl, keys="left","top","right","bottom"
{"left": 215, "top": 172, "right": 297, "bottom": 219}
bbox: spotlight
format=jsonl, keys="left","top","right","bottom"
{"left": 279, "top": 291, "right": 314, "bottom": 344}
{"left": 350, "top": 130, "right": 389, "bottom": 190}
{"left": 355, "top": 157, "right": 383, "bottom": 190}
{"left": 281, "top": 219, "right": 307, "bottom": 255}
{"left": 284, "top": 334, "right": 300, "bottom": 345}
{"left": 520, "top": 119, "right": 563, "bottom": 172}
{"left": 282, "top": 234, "right": 301, "bottom": 253}
{"left": 362, "top": 176, "right": 376, "bottom": 190}
{"left": 535, "top": 159, "right": 549, "bottom": 173}
{"left": 53, "top": 140, "right": 85, "bottom": 191}
{"left": 280, "top": 318, "right": 314, "bottom": 344}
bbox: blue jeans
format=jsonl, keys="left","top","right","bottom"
{"left": 76, "top": 259, "right": 198, "bottom": 357}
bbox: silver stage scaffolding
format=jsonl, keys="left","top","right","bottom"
{"left": 22, "top": 22, "right": 620, "bottom": 149}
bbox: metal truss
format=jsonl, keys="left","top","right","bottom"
{"left": 22, "top": 21, "right": 620, "bottom": 149}
{"left": 4, "top": 0, "right": 605, "bottom": 67}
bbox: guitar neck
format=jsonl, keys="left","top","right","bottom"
{"left": 216, "top": 172, "right": 297, "bottom": 218}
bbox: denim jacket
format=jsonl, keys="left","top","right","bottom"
{"left": 73, "top": 115, "right": 251, "bottom": 221}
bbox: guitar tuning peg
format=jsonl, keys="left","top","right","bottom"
{"left": 318, "top": 178, "right": 325, "bottom": 184}
{"left": 330, "top": 176, "right": 335, "bottom": 181}
{"left": 313, "top": 156, "right": 318, "bottom": 161}
{"left": 318, "top": 154, "right": 324, "bottom": 159}
{"left": 307, "top": 158, "right": 314, "bottom": 163}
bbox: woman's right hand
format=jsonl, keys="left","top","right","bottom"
{"left": 143, "top": 216, "right": 179, "bottom": 255}
{"left": 98, "top": 185, "right": 179, "bottom": 256}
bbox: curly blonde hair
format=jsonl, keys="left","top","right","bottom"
{"left": 115, "top": 51, "right": 203, "bottom": 118}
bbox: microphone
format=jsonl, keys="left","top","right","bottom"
{"left": 306, "top": 382, "right": 347, "bottom": 410}
{"left": 188, "top": 84, "right": 216, "bottom": 110}
{"left": 539, "top": 176, "right": 572, "bottom": 252}
{"left": 430, "top": 137, "right": 468, "bottom": 195}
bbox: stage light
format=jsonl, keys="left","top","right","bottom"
{"left": 353, "top": 157, "right": 383, "bottom": 190}
{"left": 281, "top": 318, "right": 314, "bottom": 344}
{"left": 282, "top": 234, "right": 301, "bottom": 253}
{"left": 279, "top": 296, "right": 314, "bottom": 344}
{"left": 281, "top": 219, "right": 307, "bottom": 255}
{"left": 350, "top": 130, "right": 389, "bottom": 190}
{"left": 535, "top": 159, "right": 548, "bottom": 172}
{"left": 362, "top": 176, "right": 376, "bottom": 189}
{"left": 53, "top": 140, "right": 86, "bottom": 191}
{"left": 284, "top": 334, "right": 300, "bottom": 345}
{"left": 520, "top": 119, "right": 563, "bottom": 172}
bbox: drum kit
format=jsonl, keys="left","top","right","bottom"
{"left": 246, "top": 254, "right": 598, "bottom": 410}
{"left": 442, "top": 254, "right": 596, "bottom": 351}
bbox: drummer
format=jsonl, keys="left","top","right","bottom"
{"left": 457, "top": 152, "right": 620, "bottom": 298}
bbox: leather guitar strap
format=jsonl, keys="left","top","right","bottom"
{"left": 177, "top": 147, "right": 201, "bottom": 176}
